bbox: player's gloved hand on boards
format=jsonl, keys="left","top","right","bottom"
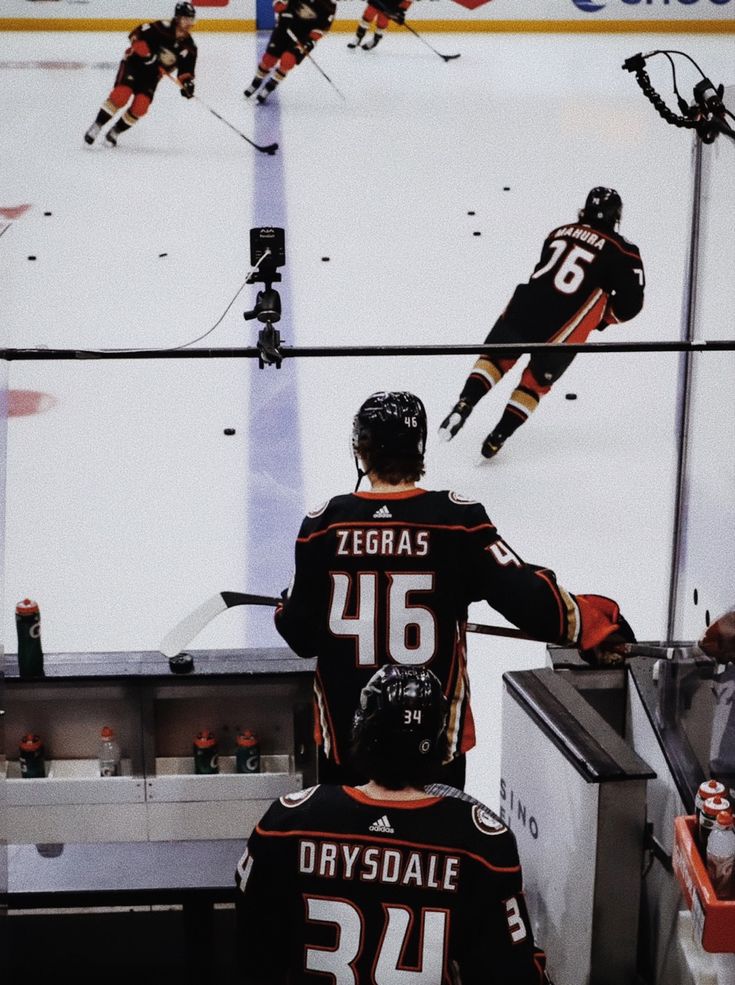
{"left": 180, "top": 75, "right": 195, "bottom": 98}
{"left": 575, "top": 593, "right": 636, "bottom": 667}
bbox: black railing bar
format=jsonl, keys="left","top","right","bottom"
{"left": 2, "top": 339, "right": 735, "bottom": 361}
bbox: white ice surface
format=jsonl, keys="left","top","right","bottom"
{"left": 3, "top": 31, "right": 732, "bottom": 807}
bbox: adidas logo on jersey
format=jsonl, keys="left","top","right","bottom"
{"left": 373, "top": 505, "right": 392, "bottom": 519}
{"left": 368, "top": 814, "right": 395, "bottom": 834}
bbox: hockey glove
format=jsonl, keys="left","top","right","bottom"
{"left": 576, "top": 593, "right": 636, "bottom": 667}
{"left": 180, "top": 75, "right": 195, "bottom": 99}
{"left": 392, "top": 9, "right": 406, "bottom": 24}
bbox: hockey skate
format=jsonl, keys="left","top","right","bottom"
{"left": 347, "top": 28, "right": 366, "bottom": 48}
{"left": 244, "top": 78, "right": 263, "bottom": 98}
{"left": 256, "top": 79, "right": 278, "bottom": 105}
{"left": 478, "top": 430, "right": 505, "bottom": 462}
{"left": 438, "top": 400, "right": 472, "bottom": 442}
{"left": 104, "top": 128, "right": 118, "bottom": 147}
{"left": 84, "top": 122, "right": 101, "bottom": 146}
{"left": 361, "top": 33, "right": 382, "bottom": 50}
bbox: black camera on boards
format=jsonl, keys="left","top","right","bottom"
{"left": 244, "top": 227, "right": 286, "bottom": 368}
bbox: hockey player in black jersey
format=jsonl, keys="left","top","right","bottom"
{"left": 243, "top": 0, "right": 336, "bottom": 104}
{"left": 84, "top": 2, "right": 197, "bottom": 147}
{"left": 275, "top": 390, "right": 635, "bottom": 788}
{"left": 235, "top": 664, "right": 551, "bottom": 984}
{"left": 439, "top": 187, "right": 645, "bottom": 460}
{"left": 347, "top": 0, "right": 412, "bottom": 51}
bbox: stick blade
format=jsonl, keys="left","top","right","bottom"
{"left": 442, "top": 53, "right": 461, "bottom": 61}
{"left": 159, "top": 593, "right": 228, "bottom": 657}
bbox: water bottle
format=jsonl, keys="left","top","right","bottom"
{"left": 193, "top": 730, "right": 219, "bottom": 775}
{"left": 706, "top": 810, "right": 735, "bottom": 900}
{"left": 19, "top": 733, "right": 46, "bottom": 778}
{"left": 236, "top": 729, "right": 260, "bottom": 774}
{"left": 98, "top": 726, "right": 121, "bottom": 777}
{"left": 700, "top": 794, "right": 731, "bottom": 854}
{"left": 695, "top": 779, "right": 726, "bottom": 851}
{"left": 15, "top": 598, "right": 44, "bottom": 678}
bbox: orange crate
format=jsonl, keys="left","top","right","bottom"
{"left": 673, "top": 815, "right": 735, "bottom": 953}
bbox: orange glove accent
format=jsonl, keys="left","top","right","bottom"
{"left": 130, "top": 39, "right": 151, "bottom": 58}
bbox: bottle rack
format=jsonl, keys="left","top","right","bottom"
{"left": 673, "top": 815, "right": 735, "bottom": 952}
{"left": 4, "top": 647, "right": 316, "bottom": 844}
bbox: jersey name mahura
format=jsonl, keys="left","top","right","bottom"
{"left": 553, "top": 225, "right": 607, "bottom": 251}
{"left": 335, "top": 527, "right": 430, "bottom": 557}
{"left": 299, "top": 839, "right": 460, "bottom": 891}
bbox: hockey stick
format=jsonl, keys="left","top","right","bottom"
{"left": 466, "top": 619, "right": 732, "bottom": 667}
{"left": 163, "top": 72, "right": 278, "bottom": 155}
{"left": 286, "top": 29, "right": 346, "bottom": 101}
{"left": 398, "top": 21, "right": 460, "bottom": 62}
{"left": 159, "top": 591, "right": 280, "bottom": 657}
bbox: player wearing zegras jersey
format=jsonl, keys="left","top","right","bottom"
{"left": 275, "top": 391, "right": 635, "bottom": 788}
{"left": 235, "top": 665, "right": 552, "bottom": 984}
{"left": 439, "top": 187, "right": 645, "bottom": 460}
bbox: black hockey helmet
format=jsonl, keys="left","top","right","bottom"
{"left": 174, "top": 2, "right": 196, "bottom": 19}
{"left": 352, "top": 391, "right": 427, "bottom": 460}
{"left": 352, "top": 665, "right": 449, "bottom": 770}
{"left": 580, "top": 187, "right": 622, "bottom": 231}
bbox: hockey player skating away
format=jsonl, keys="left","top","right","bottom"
{"left": 235, "top": 664, "right": 552, "bottom": 984}
{"left": 243, "top": 0, "right": 336, "bottom": 105}
{"left": 348, "top": 0, "right": 411, "bottom": 50}
{"left": 275, "top": 390, "right": 636, "bottom": 789}
{"left": 84, "top": 2, "right": 197, "bottom": 148}
{"left": 439, "top": 187, "right": 645, "bottom": 460}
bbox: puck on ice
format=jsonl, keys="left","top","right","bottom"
{"left": 503, "top": 186, "right": 510, "bottom": 191}
{"left": 473, "top": 231, "right": 481, "bottom": 237}
{"left": 27, "top": 256, "right": 36, "bottom": 260}
{"left": 224, "top": 428, "right": 236, "bottom": 435}
{"left": 467, "top": 211, "right": 475, "bottom": 216}
{"left": 321, "top": 257, "right": 330, "bottom": 261}
{"left": 159, "top": 253, "right": 168, "bottom": 257}
{"left": 44, "top": 212, "right": 52, "bottom": 217}
{"left": 565, "top": 393, "right": 577, "bottom": 400}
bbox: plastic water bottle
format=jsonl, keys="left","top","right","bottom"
{"left": 15, "top": 598, "right": 44, "bottom": 678}
{"left": 706, "top": 810, "right": 735, "bottom": 900}
{"left": 98, "top": 726, "right": 121, "bottom": 777}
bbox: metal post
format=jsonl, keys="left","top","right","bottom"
{"left": 667, "top": 134, "right": 704, "bottom": 641}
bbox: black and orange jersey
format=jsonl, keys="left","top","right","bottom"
{"left": 235, "top": 783, "right": 549, "bottom": 984}
{"left": 279, "top": 0, "right": 336, "bottom": 40}
{"left": 275, "top": 488, "right": 626, "bottom": 764}
{"left": 126, "top": 19, "right": 197, "bottom": 79}
{"left": 502, "top": 222, "right": 644, "bottom": 344}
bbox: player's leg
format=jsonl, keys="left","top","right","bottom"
{"left": 361, "top": 9, "right": 389, "bottom": 49}
{"left": 84, "top": 64, "right": 133, "bottom": 145}
{"left": 438, "top": 318, "right": 518, "bottom": 441}
{"left": 479, "top": 349, "right": 576, "bottom": 460}
{"left": 104, "top": 90, "right": 153, "bottom": 146}
{"left": 348, "top": 4, "right": 372, "bottom": 47}
{"left": 245, "top": 26, "right": 286, "bottom": 97}
{"left": 255, "top": 48, "right": 299, "bottom": 103}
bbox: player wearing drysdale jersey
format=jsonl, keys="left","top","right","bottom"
{"left": 84, "top": 2, "right": 197, "bottom": 148}
{"left": 275, "top": 391, "right": 635, "bottom": 789}
{"left": 347, "top": 0, "right": 412, "bottom": 51}
{"left": 243, "top": 0, "right": 336, "bottom": 105}
{"left": 439, "top": 187, "right": 645, "bottom": 460}
{"left": 236, "top": 664, "right": 552, "bottom": 984}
